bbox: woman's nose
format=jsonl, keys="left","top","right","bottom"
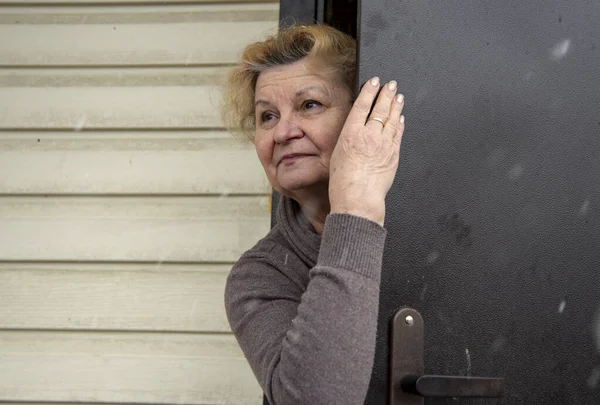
{"left": 273, "top": 117, "right": 304, "bottom": 144}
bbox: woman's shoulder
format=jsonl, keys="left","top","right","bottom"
{"left": 227, "top": 224, "right": 311, "bottom": 294}
{"left": 239, "top": 223, "right": 304, "bottom": 265}
{"left": 239, "top": 224, "right": 283, "bottom": 259}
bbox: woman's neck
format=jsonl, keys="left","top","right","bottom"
{"left": 296, "top": 191, "right": 331, "bottom": 235}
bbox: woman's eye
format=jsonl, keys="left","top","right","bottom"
{"left": 303, "top": 100, "right": 322, "bottom": 110}
{"left": 261, "top": 112, "right": 276, "bottom": 123}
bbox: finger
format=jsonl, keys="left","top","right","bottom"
{"left": 382, "top": 93, "right": 404, "bottom": 137}
{"left": 395, "top": 115, "right": 406, "bottom": 145}
{"left": 344, "top": 77, "right": 381, "bottom": 129}
{"left": 367, "top": 80, "right": 397, "bottom": 125}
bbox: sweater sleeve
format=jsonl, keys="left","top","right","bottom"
{"left": 224, "top": 213, "right": 387, "bottom": 405}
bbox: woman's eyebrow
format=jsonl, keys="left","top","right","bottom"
{"left": 254, "top": 100, "right": 271, "bottom": 108}
{"left": 295, "top": 86, "right": 330, "bottom": 99}
{"left": 254, "top": 86, "right": 330, "bottom": 108}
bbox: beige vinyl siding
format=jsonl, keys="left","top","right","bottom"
{"left": 1, "top": 331, "right": 260, "bottom": 403}
{"left": 0, "top": 69, "right": 224, "bottom": 128}
{"left": 0, "top": 8, "right": 276, "bottom": 67}
{"left": 0, "top": 262, "right": 232, "bottom": 332}
{"left": 0, "top": 131, "right": 267, "bottom": 194}
{"left": 4, "top": 0, "right": 275, "bottom": 3}
{"left": 0, "top": 1, "right": 277, "bottom": 404}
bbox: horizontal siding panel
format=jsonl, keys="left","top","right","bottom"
{"left": 0, "top": 66, "right": 229, "bottom": 86}
{"left": 0, "top": 86, "right": 222, "bottom": 129}
{"left": 0, "top": 4, "right": 278, "bottom": 66}
{"left": 0, "top": 263, "right": 233, "bottom": 332}
{"left": 0, "top": 131, "right": 268, "bottom": 194}
{"left": 0, "top": 67, "right": 238, "bottom": 129}
{"left": 0, "top": 4, "right": 277, "bottom": 23}
{"left": 0, "top": 331, "right": 262, "bottom": 404}
{"left": 0, "top": 196, "right": 271, "bottom": 262}
{"left": 2, "top": 0, "right": 277, "bottom": 3}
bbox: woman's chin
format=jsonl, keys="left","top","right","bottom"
{"left": 275, "top": 173, "right": 326, "bottom": 196}
{"left": 278, "top": 179, "right": 315, "bottom": 193}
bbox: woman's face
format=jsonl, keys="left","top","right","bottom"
{"left": 254, "top": 58, "right": 352, "bottom": 200}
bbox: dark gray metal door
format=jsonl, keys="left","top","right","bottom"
{"left": 358, "top": 0, "right": 600, "bottom": 403}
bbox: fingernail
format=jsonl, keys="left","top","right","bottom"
{"left": 370, "top": 77, "right": 380, "bottom": 86}
{"left": 400, "top": 115, "right": 405, "bottom": 124}
{"left": 396, "top": 94, "right": 404, "bottom": 103}
{"left": 388, "top": 80, "right": 397, "bottom": 91}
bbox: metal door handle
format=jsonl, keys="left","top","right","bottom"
{"left": 390, "top": 308, "right": 505, "bottom": 405}
{"left": 401, "top": 375, "right": 504, "bottom": 398}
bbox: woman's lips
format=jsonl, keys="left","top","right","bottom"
{"left": 279, "top": 154, "right": 313, "bottom": 165}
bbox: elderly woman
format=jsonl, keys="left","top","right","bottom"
{"left": 222, "top": 24, "right": 405, "bottom": 405}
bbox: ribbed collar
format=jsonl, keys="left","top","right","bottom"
{"left": 276, "top": 196, "right": 321, "bottom": 268}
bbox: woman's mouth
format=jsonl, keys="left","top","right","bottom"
{"left": 279, "top": 154, "right": 312, "bottom": 165}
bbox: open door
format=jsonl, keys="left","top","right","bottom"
{"left": 357, "top": 0, "right": 600, "bottom": 403}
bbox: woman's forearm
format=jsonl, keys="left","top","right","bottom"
{"left": 226, "top": 213, "right": 386, "bottom": 405}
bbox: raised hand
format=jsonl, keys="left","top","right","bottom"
{"left": 329, "top": 77, "right": 405, "bottom": 226}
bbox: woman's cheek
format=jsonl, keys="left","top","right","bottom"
{"left": 254, "top": 139, "right": 269, "bottom": 167}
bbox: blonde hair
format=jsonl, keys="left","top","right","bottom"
{"left": 220, "top": 24, "right": 357, "bottom": 140}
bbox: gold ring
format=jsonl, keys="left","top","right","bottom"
{"left": 368, "top": 117, "right": 385, "bottom": 125}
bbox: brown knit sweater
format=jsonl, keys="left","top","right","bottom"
{"left": 224, "top": 196, "right": 387, "bottom": 405}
